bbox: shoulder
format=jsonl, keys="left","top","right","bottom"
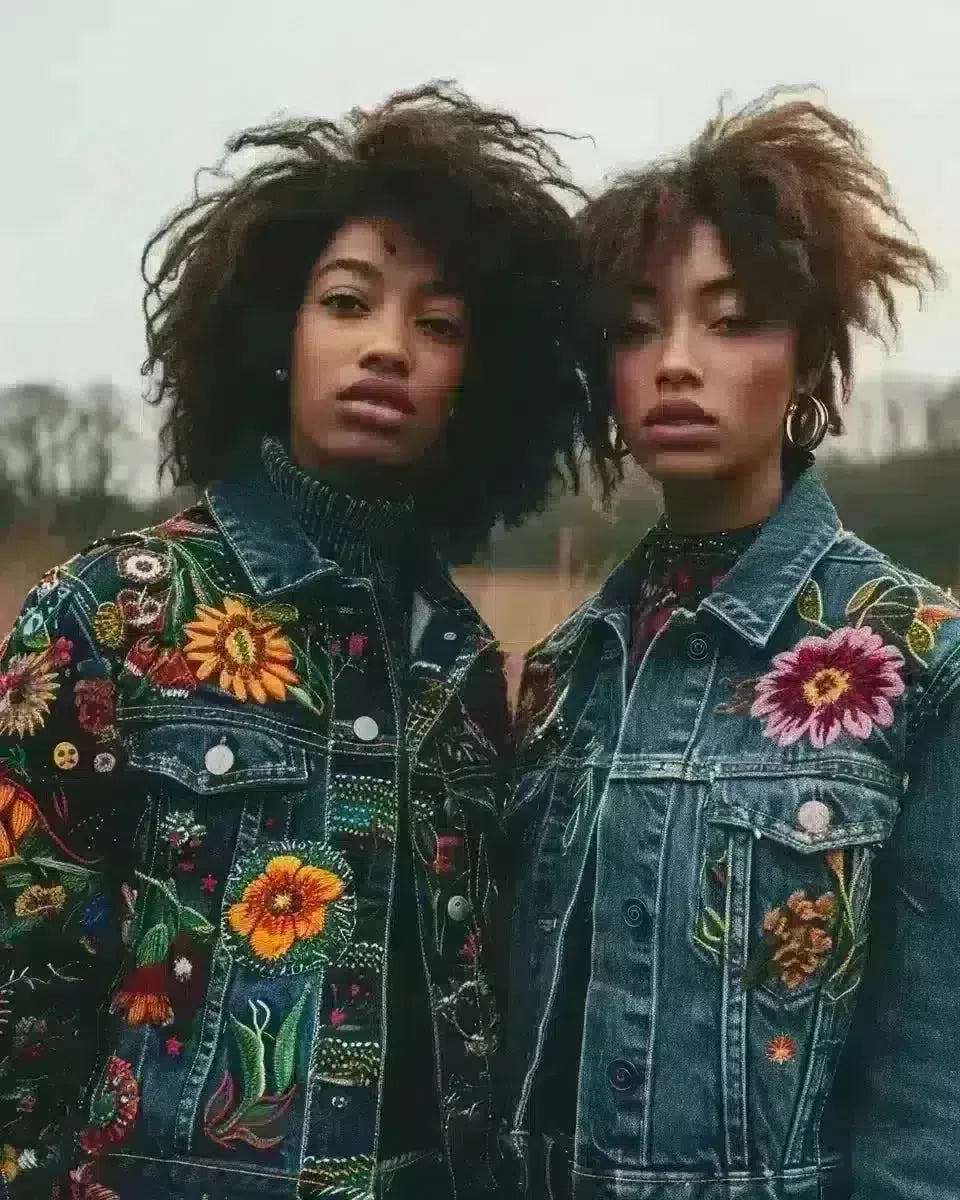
{"left": 524, "top": 592, "right": 599, "bottom": 668}
{"left": 817, "top": 529, "right": 960, "bottom": 720}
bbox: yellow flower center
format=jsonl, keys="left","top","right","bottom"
{"left": 268, "top": 890, "right": 297, "bottom": 914}
{"left": 802, "top": 667, "right": 851, "bottom": 709}
{"left": 223, "top": 622, "right": 259, "bottom": 668}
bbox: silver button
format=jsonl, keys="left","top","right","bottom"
{"left": 94, "top": 752, "right": 117, "bottom": 774}
{"left": 447, "top": 895, "right": 471, "bottom": 921}
{"left": 204, "top": 743, "right": 235, "bottom": 776}
{"left": 796, "top": 799, "right": 831, "bottom": 835}
{"left": 443, "top": 631, "right": 457, "bottom": 641}
{"left": 686, "top": 633, "right": 710, "bottom": 662}
{"left": 353, "top": 715, "right": 379, "bottom": 742}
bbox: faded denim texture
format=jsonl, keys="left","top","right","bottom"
{"left": 503, "top": 470, "right": 960, "bottom": 1199}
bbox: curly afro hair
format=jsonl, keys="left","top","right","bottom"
{"left": 141, "top": 82, "right": 591, "bottom": 560}
{"left": 578, "top": 88, "right": 940, "bottom": 479}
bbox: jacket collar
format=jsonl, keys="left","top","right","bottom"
{"left": 586, "top": 469, "right": 843, "bottom": 648}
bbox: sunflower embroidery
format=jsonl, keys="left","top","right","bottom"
{"left": 750, "top": 626, "right": 904, "bottom": 749}
{"left": 14, "top": 885, "right": 66, "bottom": 920}
{"left": 183, "top": 597, "right": 300, "bottom": 704}
{"left": 223, "top": 843, "right": 354, "bottom": 974}
{"left": 0, "top": 651, "right": 61, "bottom": 738}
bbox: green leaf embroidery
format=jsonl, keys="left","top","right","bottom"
{"left": 255, "top": 603, "right": 299, "bottom": 626}
{"left": 227, "top": 1009, "right": 268, "bottom": 1126}
{"left": 0, "top": 747, "right": 31, "bottom": 781}
{"left": 177, "top": 904, "right": 215, "bottom": 938}
{"left": 287, "top": 684, "right": 325, "bottom": 717}
{"left": 136, "top": 922, "right": 171, "bottom": 966}
{"left": 797, "top": 579, "right": 824, "bottom": 624}
{"left": 845, "top": 577, "right": 888, "bottom": 618}
{"left": 29, "top": 857, "right": 99, "bottom": 881}
{"left": 272, "top": 987, "right": 311, "bottom": 1094}
{"left": 906, "top": 619, "right": 935, "bottom": 659}
{"left": 1, "top": 869, "right": 34, "bottom": 892}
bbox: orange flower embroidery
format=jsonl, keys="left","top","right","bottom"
{"left": 228, "top": 854, "right": 346, "bottom": 961}
{"left": 183, "top": 597, "right": 299, "bottom": 704}
{"left": 767, "top": 1034, "right": 797, "bottom": 1064}
{"left": 0, "top": 779, "right": 36, "bottom": 861}
{"left": 763, "top": 889, "right": 836, "bottom": 989}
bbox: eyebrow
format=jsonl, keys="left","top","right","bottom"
{"left": 630, "top": 273, "right": 741, "bottom": 302}
{"left": 311, "top": 257, "right": 461, "bottom": 298}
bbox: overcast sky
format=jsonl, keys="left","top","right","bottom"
{"left": 3, "top": 0, "right": 959, "bottom": 449}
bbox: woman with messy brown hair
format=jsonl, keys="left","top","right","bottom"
{"left": 504, "top": 91, "right": 960, "bottom": 1199}
{"left": 0, "top": 84, "right": 587, "bottom": 1199}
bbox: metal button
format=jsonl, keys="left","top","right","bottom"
{"left": 443, "top": 631, "right": 457, "bottom": 641}
{"left": 686, "top": 633, "right": 710, "bottom": 662}
{"left": 204, "top": 743, "right": 235, "bottom": 776}
{"left": 622, "top": 898, "right": 649, "bottom": 930}
{"left": 447, "top": 895, "right": 471, "bottom": 922}
{"left": 608, "top": 1060, "right": 638, "bottom": 1093}
{"left": 352, "top": 716, "right": 379, "bottom": 742}
{"left": 796, "top": 799, "right": 831, "bottom": 835}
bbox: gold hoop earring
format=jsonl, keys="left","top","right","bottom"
{"left": 785, "top": 393, "right": 829, "bottom": 452}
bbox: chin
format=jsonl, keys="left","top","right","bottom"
{"left": 319, "top": 431, "right": 418, "bottom": 468}
{"left": 638, "top": 448, "right": 732, "bottom": 483}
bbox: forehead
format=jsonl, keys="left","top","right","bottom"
{"left": 639, "top": 219, "right": 735, "bottom": 296}
{"left": 317, "top": 217, "right": 442, "bottom": 278}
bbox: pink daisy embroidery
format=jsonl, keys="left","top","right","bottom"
{"left": 751, "top": 625, "right": 905, "bottom": 749}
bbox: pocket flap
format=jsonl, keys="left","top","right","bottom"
{"left": 124, "top": 718, "right": 309, "bottom": 794}
{"left": 704, "top": 775, "right": 899, "bottom": 853}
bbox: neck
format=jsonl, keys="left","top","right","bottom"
{"left": 660, "top": 457, "right": 783, "bottom": 533}
{"left": 289, "top": 429, "right": 414, "bottom": 502}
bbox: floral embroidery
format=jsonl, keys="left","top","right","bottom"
{"left": 223, "top": 843, "right": 355, "bottom": 972}
{"left": 767, "top": 1034, "right": 797, "bottom": 1064}
{"left": 68, "top": 1161, "right": 120, "bottom": 1200}
{"left": 203, "top": 993, "right": 309, "bottom": 1150}
{"left": 14, "top": 884, "right": 66, "bottom": 919}
{"left": 110, "top": 963, "right": 174, "bottom": 1026}
{"left": 73, "top": 679, "right": 117, "bottom": 736}
{"left": 750, "top": 889, "right": 837, "bottom": 990}
{"left": 314, "top": 1039, "right": 381, "bottom": 1087}
{"left": 751, "top": 626, "right": 905, "bottom": 749}
{"left": 93, "top": 602, "right": 125, "bottom": 649}
{"left": 80, "top": 1056, "right": 140, "bottom": 1154}
{"left": 117, "top": 546, "right": 170, "bottom": 585}
{"left": 117, "top": 588, "right": 167, "bottom": 634}
{"left": 160, "top": 809, "right": 206, "bottom": 852}
{"left": 124, "top": 637, "right": 198, "bottom": 697}
{"left": 183, "top": 596, "right": 300, "bottom": 704}
{"left": 0, "top": 649, "right": 62, "bottom": 738}
{"left": 0, "top": 777, "right": 36, "bottom": 860}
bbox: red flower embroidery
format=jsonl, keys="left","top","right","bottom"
{"left": 80, "top": 1056, "right": 140, "bottom": 1154}
{"left": 110, "top": 964, "right": 174, "bottom": 1027}
{"left": 430, "top": 834, "right": 463, "bottom": 875}
{"left": 117, "top": 589, "right": 167, "bottom": 634}
{"left": 125, "top": 637, "right": 198, "bottom": 697}
{"left": 751, "top": 626, "right": 905, "bottom": 748}
{"left": 767, "top": 1034, "right": 797, "bottom": 1064}
{"left": 459, "top": 929, "right": 482, "bottom": 963}
{"left": 74, "top": 679, "right": 117, "bottom": 735}
{"left": 347, "top": 632, "right": 368, "bottom": 658}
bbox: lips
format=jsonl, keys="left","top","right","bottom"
{"left": 338, "top": 379, "right": 414, "bottom": 415}
{"left": 644, "top": 400, "right": 716, "bottom": 426}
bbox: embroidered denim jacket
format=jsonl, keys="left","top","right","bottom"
{"left": 0, "top": 470, "right": 506, "bottom": 1200}
{"left": 503, "top": 470, "right": 960, "bottom": 1200}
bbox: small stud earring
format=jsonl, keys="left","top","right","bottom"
{"left": 274, "top": 366, "right": 289, "bottom": 382}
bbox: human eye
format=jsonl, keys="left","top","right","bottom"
{"left": 418, "top": 313, "right": 466, "bottom": 343}
{"left": 615, "top": 316, "right": 659, "bottom": 345}
{"left": 320, "top": 290, "right": 368, "bottom": 317}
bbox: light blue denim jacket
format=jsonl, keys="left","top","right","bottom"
{"left": 503, "top": 469, "right": 960, "bottom": 1200}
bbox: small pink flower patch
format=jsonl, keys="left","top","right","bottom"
{"left": 751, "top": 625, "right": 905, "bottom": 749}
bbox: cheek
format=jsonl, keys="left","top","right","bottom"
{"left": 413, "top": 344, "right": 466, "bottom": 420}
{"left": 724, "top": 334, "right": 795, "bottom": 421}
{"left": 611, "top": 348, "right": 656, "bottom": 423}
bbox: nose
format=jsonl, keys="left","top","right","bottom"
{"left": 359, "top": 307, "right": 411, "bottom": 378}
{"left": 655, "top": 320, "right": 702, "bottom": 390}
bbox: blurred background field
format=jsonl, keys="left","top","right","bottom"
{"left": 1, "top": 379, "right": 959, "bottom": 660}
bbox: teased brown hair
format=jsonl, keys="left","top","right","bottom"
{"left": 578, "top": 88, "right": 940, "bottom": 479}
{"left": 141, "top": 82, "right": 589, "bottom": 560}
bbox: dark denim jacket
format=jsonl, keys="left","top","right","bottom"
{"left": 504, "top": 470, "right": 960, "bottom": 1200}
{"left": 0, "top": 469, "right": 506, "bottom": 1200}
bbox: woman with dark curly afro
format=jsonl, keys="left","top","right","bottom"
{"left": 505, "top": 91, "right": 960, "bottom": 1199}
{"left": 0, "top": 84, "right": 587, "bottom": 1200}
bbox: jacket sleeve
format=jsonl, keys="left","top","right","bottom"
{"left": 0, "top": 566, "right": 124, "bottom": 1194}
{"left": 849, "top": 689, "right": 960, "bottom": 1196}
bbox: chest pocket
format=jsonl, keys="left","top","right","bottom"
{"left": 695, "top": 766, "right": 901, "bottom": 1005}
{"left": 123, "top": 715, "right": 310, "bottom": 795}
